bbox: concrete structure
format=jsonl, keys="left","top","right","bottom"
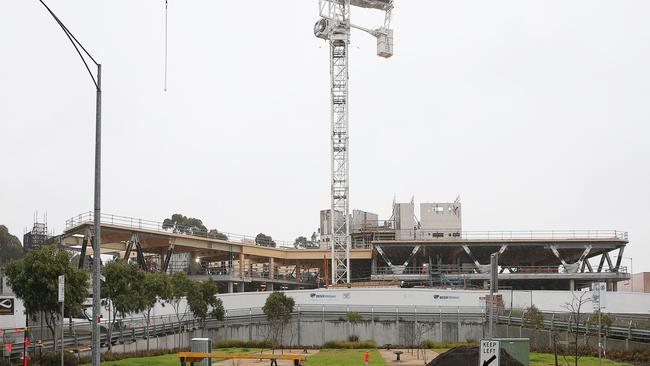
{"left": 59, "top": 201, "right": 630, "bottom": 292}
{"left": 618, "top": 272, "right": 650, "bottom": 293}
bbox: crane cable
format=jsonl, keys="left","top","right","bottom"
{"left": 164, "top": 0, "right": 168, "bottom": 91}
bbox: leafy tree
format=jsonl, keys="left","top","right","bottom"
{"left": 208, "top": 229, "right": 229, "bottom": 241}
{"left": 0, "top": 225, "right": 23, "bottom": 264}
{"left": 5, "top": 245, "right": 88, "bottom": 340}
{"left": 262, "top": 291, "right": 295, "bottom": 352}
{"left": 141, "top": 272, "right": 170, "bottom": 350}
{"left": 187, "top": 280, "right": 225, "bottom": 334}
{"left": 101, "top": 261, "right": 147, "bottom": 349}
{"left": 255, "top": 233, "right": 276, "bottom": 248}
{"left": 524, "top": 304, "right": 545, "bottom": 329}
{"left": 162, "top": 214, "right": 207, "bottom": 235}
{"left": 293, "top": 235, "right": 318, "bottom": 249}
{"left": 160, "top": 272, "right": 192, "bottom": 347}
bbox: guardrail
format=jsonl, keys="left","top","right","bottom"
{"left": 500, "top": 311, "right": 650, "bottom": 343}
{"left": 65, "top": 212, "right": 296, "bottom": 248}
{"left": 374, "top": 266, "right": 629, "bottom": 276}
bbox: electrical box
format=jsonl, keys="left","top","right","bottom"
{"left": 190, "top": 338, "right": 212, "bottom": 366}
{"left": 495, "top": 338, "right": 530, "bottom": 366}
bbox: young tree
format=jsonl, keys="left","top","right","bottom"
{"left": 523, "top": 304, "right": 545, "bottom": 349}
{"left": 101, "top": 261, "right": 147, "bottom": 349}
{"left": 562, "top": 291, "right": 592, "bottom": 366}
{"left": 141, "top": 272, "right": 170, "bottom": 350}
{"left": 161, "top": 272, "right": 192, "bottom": 346}
{"left": 186, "top": 280, "right": 225, "bottom": 335}
{"left": 262, "top": 292, "right": 295, "bottom": 353}
{"left": 5, "top": 245, "right": 88, "bottom": 340}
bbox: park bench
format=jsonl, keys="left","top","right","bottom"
{"left": 179, "top": 351, "right": 306, "bottom": 366}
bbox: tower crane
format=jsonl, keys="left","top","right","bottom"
{"left": 314, "top": 0, "right": 394, "bottom": 284}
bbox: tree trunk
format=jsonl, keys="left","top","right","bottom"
{"left": 146, "top": 310, "right": 151, "bottom": 351}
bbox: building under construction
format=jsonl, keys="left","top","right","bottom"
{"left": 58, "top": 198, "right": 630, "bottom": 293}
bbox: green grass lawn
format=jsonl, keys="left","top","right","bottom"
{"left": 431, "top": 348, "right": 633, "bottom": 366}
{"left": 83, "top": 347, "right": 633, "bottom": 366}
{"left": 529, "top": 352, "right": 633, "bottom": 366}
{"left": 305, "top": 349, "right": 386, "bottom": 366}
{"left": 81, "top": 348, "right": 253, "bottom": 366}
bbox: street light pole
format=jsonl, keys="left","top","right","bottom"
{"left": 36, "top": 2, "right": 102, "bottom": 365}
{"left": 92, "top": 64, "right": 102, "bottom": 366}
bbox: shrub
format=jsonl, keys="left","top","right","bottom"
{"left": 38, "top": 351, "right": 79, "bottom": 366}
{"left": 346, "top": 312, "right": 363, "bottom": 324}
{"left": 77, "top": 347, "right": 189, "bottom": 364}
{"left": 421, "top": 341, "right": 479, "bottom": 349}
{"left": 322, "top": 340, "right": 376, "bottom": 349}
{"left": 213, "top": 340, "right": 274, "bottom": 349}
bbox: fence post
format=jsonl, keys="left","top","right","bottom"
{"left": 371, "top": 306, "right": 375, "bottom": 342}
{"left": 457, "top": 307, "right": 462, "bottom": 342}
{"left": 439, "top": 308, "right": 443, "bottom": 342}
{"left": 396, "top": 306, "right": 400, "bottom": 346}
{"left": 249, "top": 308, "right": 253, "bottom": 342}
{"left": 626, "top": 320, "right": 632, "bottom": 351}
{"left": 297, "top": 305, "right": 301, "bottom": 347}
{"left": 346, "top": 305, "right": 350, "bottom": 340}
{"left": 322, "top": 305, "right": 325, "bottom": 345}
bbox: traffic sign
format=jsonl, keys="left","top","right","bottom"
{"left": 58, "top": 275, "right": 65, "bottom": 303}
{"left": 480, "top": 339, "right": 500, "bottom": 366}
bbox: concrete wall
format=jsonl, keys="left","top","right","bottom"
{"left": 213, "top": 318, "right": 484, "bottom": 347}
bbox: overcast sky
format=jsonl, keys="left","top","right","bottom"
{"left": 1, "top": 1, "right": 649, "bottom": 271}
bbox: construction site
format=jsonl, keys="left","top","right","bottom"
{"left": 58, "top": 196, "right": 630, "bottom": 293}
{"left": 43, "top": 0, "right": 631, "bottom": 294}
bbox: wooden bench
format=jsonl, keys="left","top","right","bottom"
{"left": 179, "top": 352, "right": 306, "bottom": 366}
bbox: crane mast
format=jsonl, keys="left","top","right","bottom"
{"left": 315, "top": 0, "right": 394, "bottom": 284}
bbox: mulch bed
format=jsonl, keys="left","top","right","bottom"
{"left": 426, "top": 346, "right": 524, "bottom": 366}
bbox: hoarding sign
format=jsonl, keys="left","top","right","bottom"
{"left": 0, "top": 298, "right": 14, "bottom": 315}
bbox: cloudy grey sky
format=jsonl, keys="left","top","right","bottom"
{"left": 1, "top": 1, "right": 649, "bottom": 270}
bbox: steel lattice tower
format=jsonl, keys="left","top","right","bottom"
{"left": 315, "top": 0, "right": 394, "bottom": 284}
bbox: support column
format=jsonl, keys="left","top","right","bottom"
{"left": 269, "top": 258, "right": 275, "bottom": 279}
{"left": 237, "top": 282, "right": 245, "bottom": 292}
{"left": 371, "top": 252, "right": 377, "bottom": 275}
{"left": 189, "top": 252, "right": 198, "bottom": 275}
{"left": 569, "top": 279, "right": 575, "bottom": 292}
{"left": 227, "top": 281, "right": 234, "bottom": 294}
{"left": 267, "top": 257, "right": 275, "bottom": 291}
{"left": 239, "top": 253, "right": 245, "bottom": 277}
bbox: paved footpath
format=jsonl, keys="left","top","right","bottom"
{"left": 377, "top": 349, "right": 440, "bottom": 366}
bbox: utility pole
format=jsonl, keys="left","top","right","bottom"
{"left": 36, "top": 2, "right": 102, "bottom": 364}
{"left": 58, "top": 275, "right": 64, "bottom": 366}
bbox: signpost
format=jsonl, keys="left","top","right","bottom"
{"left": 592, "top": 282, "right": 607, "bottom": 366}
{"left": 480, "top": 339, "right": 500, "bottom": 366}
{"left": 58, "top": 275, "right": 65, "bottom": 366}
